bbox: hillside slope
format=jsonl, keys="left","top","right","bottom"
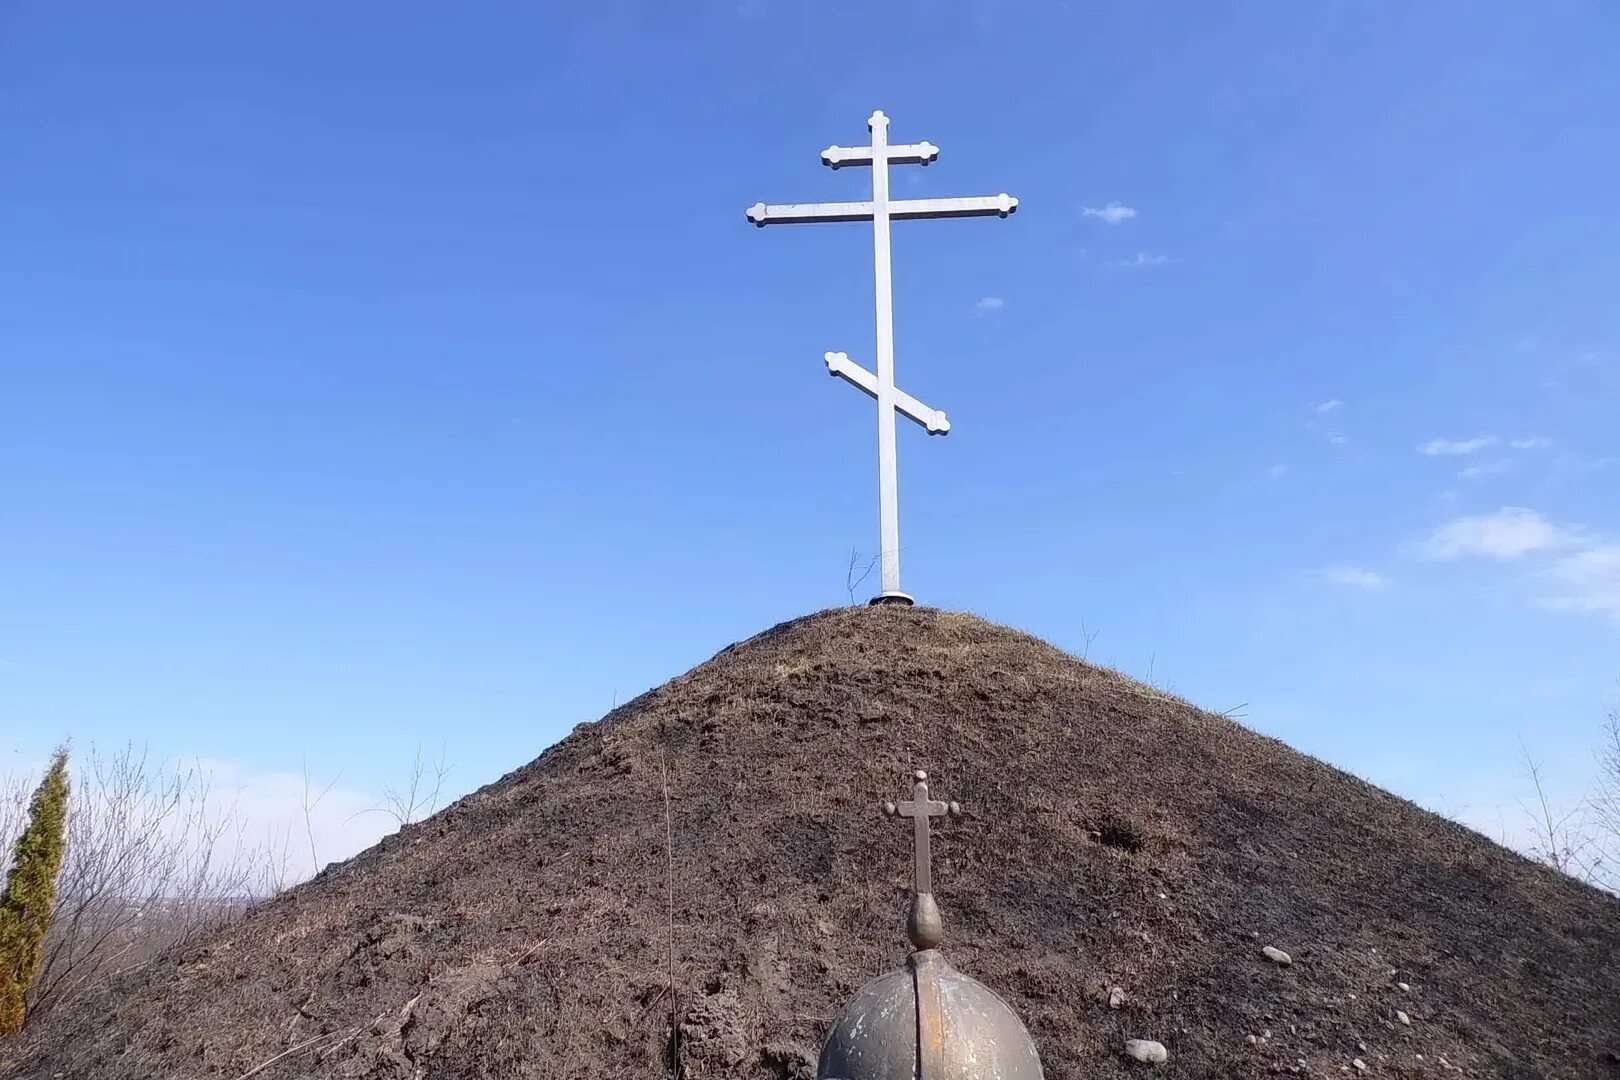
{"left": 4, "top": 607, "right": 1617, "bottom": 1078}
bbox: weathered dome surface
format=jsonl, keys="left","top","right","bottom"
{"left": 3, "top": 606, "right": 1619, "bottom": 1078}
{"left": 818, "top": 951, "right": 1043, "bottom": 1080}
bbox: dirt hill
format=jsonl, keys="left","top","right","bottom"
{"left": 4, "top": 607, "right": 1617, "bottom": 1079}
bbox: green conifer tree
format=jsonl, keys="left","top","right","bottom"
{"left": 0, "top": 749, "right": 70, "bottom": 1038}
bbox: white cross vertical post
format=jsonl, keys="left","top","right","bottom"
{"left": 747, "top": 110, "right": 1017, "bottom": 605}
{"left": 869, "top": 111, "right": 902, "bottom": 604}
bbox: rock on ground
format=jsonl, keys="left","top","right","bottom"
{"left": 1124, "top": 1039, "right": 1168, "bottom": 1064}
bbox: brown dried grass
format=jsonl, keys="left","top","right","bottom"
{"left": 4, "top": 607, "right": 1618, "bottom": 1078}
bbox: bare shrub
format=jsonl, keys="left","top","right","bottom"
{"left": 0, "top": 745, "right": 283, "bottom": 1027}
{"left": 1516, "top": 746, "right": 1600, "bottom": 883}
{"left": 1516, "top": 712, "right": 1620, "bottom": 893}
{"left": 0, "top": 775, "right": 32, "bottom": 866}
{"left": 0, "top": 742, "right": 466, "bottom": 1032}
{"left": 1589, "top": 703, "right": 1620, "bottom": 886}
{"left": 292, "top": 747, "right": 454, "bottom": 879}
{"left": 376, "top": 744, "right": 452, "bottom": 827}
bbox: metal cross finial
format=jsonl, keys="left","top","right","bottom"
{"left": 747, "top": 111, "right": 1018, "bottom": 606}
{"left": 883, "top": 769, "right": 962, "bottom": 951}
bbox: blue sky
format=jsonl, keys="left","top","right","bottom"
{"left": 3, "top": 2, "right": 1617, "bottom": 866}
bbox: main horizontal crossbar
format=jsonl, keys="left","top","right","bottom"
{"left": 894, "top": 194, "right": 1018, "bottom": 219}
{"left": 825, "top": 352, "right": 950, "bottom": 434}
{"left": 746, "top": 193, "right": 1017, "bottom": 226}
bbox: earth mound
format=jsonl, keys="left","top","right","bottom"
{"left": 4, "top": 606, "right": 1617, "bottom": 1078}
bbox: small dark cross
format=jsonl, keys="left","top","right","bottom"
{"left": 883, "top": 770, "right": 962, "bottom": 898}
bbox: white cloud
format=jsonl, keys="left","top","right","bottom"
{"left": 1510, "top": 437, "right": 1553, "bottom": 450}
{"left": 1314, "top": 399, "right": 1344, "bottom": 413}
{"left": 0, "top": 753, "right": 401, "bottom": 891}
{"left": 1416, "top": 508, "right": 1620, "bottom": 622}
{"left": 1538, "top": 544, "right": 1620, "bottom": 619}
{"left": 1420, "top": 436, "right": 1498, "bottom": 456}
{"left": 1553, "top": 453, "right": 1614, "bottom": 476}
{"left": 194, "top": 759, "right": 394, "bottom": 881}
{"left": 1112, "top": 252, "right": 1170, "bottom": 268}
{"left": 1419, "top": 507, "right": 1568, "bottom": 560}
{"left": 1458, "top": 459, "right": 1514, "bottom": 481}
{"left": 1313, "top": 566, "right": 1389, "bottom": 590}
{"left": 1081, "top": 201, "right": 1137, "bottom": 224}
{"left": 1266, "top": 464, "right": 1289, "bottom": 478}
{"left": 973, "top": 296, "right": 1005, "bottom": 314}
{"left": 1327, "top": 432, "right": 1349, "bottom": 445}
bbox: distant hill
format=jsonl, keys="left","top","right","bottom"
{"left": 4, "top": 606, "right": 1617, "bottom": 1078}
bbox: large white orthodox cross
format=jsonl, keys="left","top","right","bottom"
{"left": 748, "top": 110, "right": 1017, "bottom": 605}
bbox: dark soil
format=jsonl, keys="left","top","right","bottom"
{"left": 4, "top": 607, "right": 1618, "bottom": 1078}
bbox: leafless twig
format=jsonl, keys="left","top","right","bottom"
{"left": 1078, "top": 620, "right": 1100, "bottom": 660}
{"left": 660, "top": 736, "right": 680, "bottom": 1079}
{"left": 301, "top": 757, "right": 341, "bottom": 876}
{"left": 231, "top": 1010, "right": 384, "bottom": 1080}
{"left": 845, "top": 547, "right": 879, "bottom": 605}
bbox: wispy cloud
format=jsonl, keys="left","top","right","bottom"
{"left": 1314, "top": 399, "right": 1344, "bottom": 414}
{"left": 1417, "top": 507, "right": 1620, "bottom": 621}
{"left": 199, "top": 760, "right": 390, "bottom": 878}
{"left": 1458, "top": 459, "right": 1514, "bottom": 481}
{"left": 1552, "top": 452, "right": 1614, "bottom": 477}
{"left": 1419, "top": 436, "right": 1498, "bottom": 456}
{"left": 973, "top": 296, "right": 1005, "bottom": 314}
{"left": 1539, "top": 543, "right": 1620, "bottom": 619}
{"left": 1112, "top": 252, "right": 1170, "bottom": 268}
{"left": 1327, "top": 432, "right": 1349, "bottom": 446}
{"left": 1081, "top": 202, "right": 1137, "bottom": 224}
{"left": 0, "top": 754, "right": 399, "bottom": 887}
{"left": 1510, "top": 436, "right": 1553, "bottom": 450}
{"left": 1418, "top": 507, "right": 1567, "bottom": 560}
{"left": 1312, "top": 566, "right": 1389, "bottom": 591}
{"left": 1266, "top": 464, "right": 1289, "bottom": 478}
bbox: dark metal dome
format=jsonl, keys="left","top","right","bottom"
{"left": 817, "top": 949, "right": 1044, "bottom": 1080}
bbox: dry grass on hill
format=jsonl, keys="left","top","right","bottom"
{"left": 4, "top": 606, "right": 1617, "bottom": 1078}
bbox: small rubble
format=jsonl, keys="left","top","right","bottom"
{"left": 1108, "top": 986, "right": 1127, "bottom": 1009}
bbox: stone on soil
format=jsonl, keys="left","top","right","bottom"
{"left": 1125, "top": 1039, "right": 1168, "bottom": 1064}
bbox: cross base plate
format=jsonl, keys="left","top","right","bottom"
{"left": 869, "top": 591, "right": 916, "bottom": 607}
